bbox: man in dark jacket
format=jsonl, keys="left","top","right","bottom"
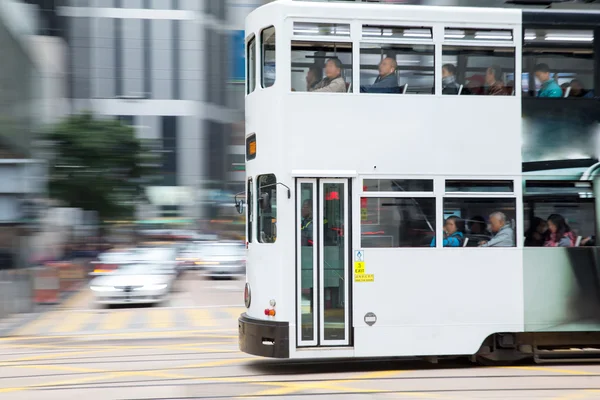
{"left": 361, "top": 57, "right": 400, "bottom": 93}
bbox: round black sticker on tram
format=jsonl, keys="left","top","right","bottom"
{"left": 364, "top": 312, "right": 377, "bottom": 326}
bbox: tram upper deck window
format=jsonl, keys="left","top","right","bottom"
{"left": 247, "top": 35, "right": 256, "bottom": 94}
{"left": 291, "top": 41, "right": 352, "bottom": 93}
{"left": 523, "top": 29, "right": 594, "bottom": 98}
{"left": 360, "top": 43, "right": 434, "bottom": 95}
{"left": 293, "top": 22, "right": 350, "bottom": 38}
{"left": 441, "top": 45, "right": 515, "bottom": 96}
{"left": 261, "top": 27, "right": 276, "bottom": 88}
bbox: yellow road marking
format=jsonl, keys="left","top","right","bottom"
{"left": 250, "top": 379, "right": 386, "bottom": 397}
{"left": 148, "top": 309, "right": 173, "bottom": 330}
{"left": 357, "top": 370, "right": 406, "bottom": 380}
{"left": 224, "top": 307, "right": 244, "bottom": 320}
{"left": 0, "top": 328, "right": 237, "bottom": 342}
{"left": 186, "top": 308, "right": 217, "bottom": 327}
{"left": 178, "top": 357, "right": 256, "bottom": 369}
{"left": 11, "top": 312, "right": 58, "bottom": 336}
{"left": 53, "top": 312, "right": 94, "bottom": 333}
{"left": 100, "top": 310, "right": 131, "bottom": 331}
{"left": 552, "top": 390, "right": 600, "bottom": 400}
{"left": 507, "top": 366, "right": 595, "bottom": 375}
{"left": 59, "top": 289, "right": 91, "bottom": 310}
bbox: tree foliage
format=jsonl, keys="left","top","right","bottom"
{"left": 47, "top": 112, "right": 161, "bottom": 221}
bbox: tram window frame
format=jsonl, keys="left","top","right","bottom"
{"left": 441, "top": 45, "right": 516, "bottom": 96}
{"left": 522, "top": 28, "right": 595, "bottom": 98}
{"left": 293, "top": 22, "right": 351, "bottom": 38}
{"left": 445, "top": 180, "right": 514, "bottom": 193}
{"left": 291, "top": 40, "right": 353, "bottom": 93}
{"left": 257, "top": 174, "right": 277, "bottom": 244}
{"left": 247, "top": 34, "right": 256, "bottom": 95}
{"left": 442, "top": 197, "right": 518, "bottom": 248}
{"left": 359, "top": 43, "right": 435, "bottom": 95}
{"left": 247, "top": 177, "right": 253, "bottom": 243}
{"left": 261, "top": 26, "right": 276, "bottom": 89}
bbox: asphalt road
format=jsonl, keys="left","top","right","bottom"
{"left": 1, "top": 273, "right": 600, "bottom": 399}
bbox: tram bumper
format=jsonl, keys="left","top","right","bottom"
{"left": 238, "top": 313, "right": 289, "bottom": 358}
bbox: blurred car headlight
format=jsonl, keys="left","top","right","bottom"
{"left": 90, "top": 286, "right": 116, "bottom": 292}
{"left": 140, "top": 284, "right": 168, "bottom": 291}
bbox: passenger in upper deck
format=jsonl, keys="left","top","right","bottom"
{"left": 360, "top": 57, "right": 400, "bottom": 93}
{"left": 485, "top": 65, "right": 507, "bottom": 96}
{"left": 544, "top": 214, "right": 575, "bottom": 247}
{"left": 568, "top": 79, "right": 594, "bottom": 98}
{"left": 534, "top": 63, "right": 563, "bottom": 98}
{"left": 442, "top": 64, "right": 461, "bottom": 95}
{"left": 309, "top": 58, "right": 346, "bottom": 93}
{"left": 430, "top": 216, "right": 464, "bottom": 247}
{"left": 478, "top": 212, "right": 515, "bottom": 247}
{"left": 306, "top": 66, "right": 323, "bottom": 92}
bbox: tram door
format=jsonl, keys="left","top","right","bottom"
{"left": 296, "top": 178, "right": 351, "bottom": 347}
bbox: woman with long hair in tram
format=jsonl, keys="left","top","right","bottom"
{"left": 525, "top": 216, "right": 547, "bottom": 247}
{"left": 544, "top": 214, "right": 575, "bottom": 247}
{"left": 430, "top": 215, "right": 465, "bottom": 247}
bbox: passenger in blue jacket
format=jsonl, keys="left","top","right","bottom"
{"left": 535, "top": 63, "right": 562, "bottom": 98}
{"left": 360, "top": 57, "right": 401, "bottom": 93}
{"left": 430, "top": 215, "right": 465, "bottom": 247}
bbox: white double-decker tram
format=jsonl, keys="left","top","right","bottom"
{"left": 238, "top": 0, "right": 600, "bottom": 364}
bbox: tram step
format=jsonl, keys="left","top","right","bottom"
{"left": 534, "top": 348, "right": 600, "bottom": 364}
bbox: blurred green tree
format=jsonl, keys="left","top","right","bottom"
{"left": 46, "top": 112, "right": 162, "bottom": 222}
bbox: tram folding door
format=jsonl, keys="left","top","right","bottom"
{"left": 296, "top": 178, "right": 351, "bottom": 347}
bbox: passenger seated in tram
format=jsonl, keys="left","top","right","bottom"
{"left": 306, "top": 65, "right": 322, "bottom": 92}
{"left": 478, "top": 212, "right": 515, "bottom": 247}
{"left": 485, "top": 65, "right": 508, "bottom": 96}
{"left": 524, "top": 217, "right": 547, "bottom": 247}
{"left": 360, "top": 57, "right": 401, "bottom": 93}
{"left": 430, "top": 215, "right": 464, "bottom": 247}
{"left": 568, "top": 79, "right": 594, "bottom": 98}
{"left": 534, "top": 63, "right": 563, "bottom": 98}
{"left": 544, "top": 214, "right": 575, "bottom": 247}
{"left": 441, "top": 63, "right": 462, "bottom": 95}
{"left": 465, "top": 75, "right": 485, "bottom": 95}
{"left": 309, "top": 58, "right": 347, "bottom": 93}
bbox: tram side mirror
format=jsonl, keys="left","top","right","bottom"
{"left": 235, "top": 199, "right": 245, "bottom": 215}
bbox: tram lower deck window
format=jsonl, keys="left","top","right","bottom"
{"left": 442, "top": 198, "right": 517, "bottom": 248}
{"left": 360, "top": 197, "right": 436, "bottom": 248}
{"left": 257, "top": 174, "right": 277, "bottom": 243}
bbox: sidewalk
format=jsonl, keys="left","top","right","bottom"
{"left": 0, "top": 281, "right": 88, "bottom": 336}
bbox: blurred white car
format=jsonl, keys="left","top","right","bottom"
{"left": 89, "top": 263, "right": 176, "bottom": 306}
{"left": 196, "top": 241, "right": 246, "bottom": 279}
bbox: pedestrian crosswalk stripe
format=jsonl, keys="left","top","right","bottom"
{"left": 9, "top": 306, "right": 248, "bottom": 336}
{"left": 149, "top": 309, "right": 172, "bottom": 330}
{"left": 54, "top": 312, "right": 94, "bottom": 333}
{"left": 186, "top": 309, "right": 216, "bottom": 328}
{"left": 100, "top": 311, "right": 130, "bottom": 331}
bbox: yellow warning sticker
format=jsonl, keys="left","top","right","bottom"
{"left": 354, "top": 261, "right": 365, "bottom": 275}
{"left": 361, "top": 208, "right": 367, "bottom": 221}
{"left": 355, "top": 274, "right": 374, "bottom": 282}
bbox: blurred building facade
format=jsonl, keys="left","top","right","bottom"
{"left": 0, "top": 0, "right": 62, "bottom": 267}
{"left": 33, "top": 0, "right": 242, "bottom": 222}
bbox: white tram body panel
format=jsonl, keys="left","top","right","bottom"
{"left": 242, "top": 0, "right": 526, "bottom": 359}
